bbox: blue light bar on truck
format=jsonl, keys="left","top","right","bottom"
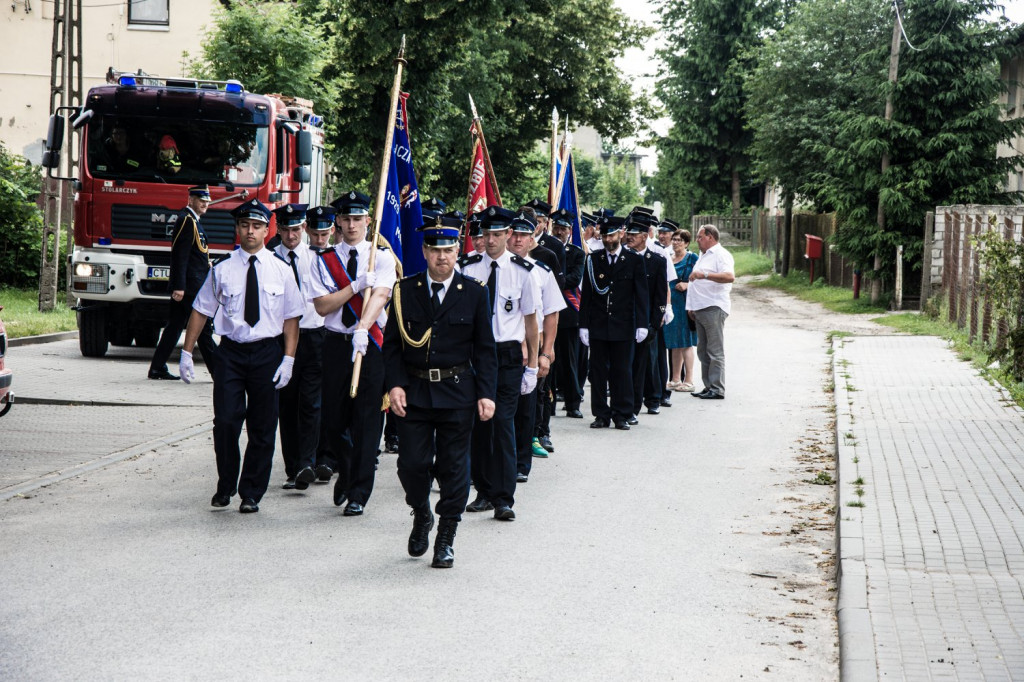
{"left": 225, "top": 80, "right": 243, "bottom": 94}
{"left": 118, "top": 75, "right": 137, "bottom": 87}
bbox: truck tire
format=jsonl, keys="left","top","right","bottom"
{"left": 109, "top": 319, "right": 134, "bottom": 347}
{"left": 78, "top": 306, "right": 109, "bottom": 358}
{"left": 134, "top": 324, "right": 160, "bottom": 348}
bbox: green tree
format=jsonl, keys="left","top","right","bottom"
{"left": 592, "top": 157, "right": 642, "bottom": 213}
{"left": 0, "top": 144, "right": 44, "bottom": 289}
{"left": 655, "top": 0, "right": 784, "bottom": 217}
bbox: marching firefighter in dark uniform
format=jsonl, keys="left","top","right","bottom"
{"left": 549, "top": 208, "right": 586, "bottom": 419}
{"left": 149, "top": 184, "right": 218, "bottom": 380}
{"left": 384, "top": 215, "right": 498, "bottom": 568}
{"left": 179, "top": 198, "right": 304, "bottom": 513}
{"left": 624, "top": 210, "right": 669, "bottom": 422}
{"left": 310, "top": 191, "right": 397, "bottom": 517}
{"left": 578, "top": 215, "right": 649, "bottom": 430}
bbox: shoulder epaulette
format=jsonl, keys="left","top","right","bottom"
{"left": 212, "top": 254, "right": 231, "bottom": 266}
{"left": 533, "top": 259, "right": 551, "bottom": 272}
{"left": 462, "top": 275, "right": 485, "bottom": 287}
{"left": 511, "top": 254, "right": 534, "bottom": 271}
{"left": 459, "top": 253, "right": 483, "bottom": 266}
{"left": 272, "top": 251, "right": 288, "bottom": 264}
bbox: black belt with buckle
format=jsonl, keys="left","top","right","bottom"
{"left": 408, "top": 363, "right": 471, "bottom": 382}
{"left": 326, "top": 330, "right": 354, "bottom": 341}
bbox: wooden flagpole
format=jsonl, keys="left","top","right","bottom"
{"left": 468, "top": 94, "right": 502, "bottom": 207}
{"left": 350, "top": 35, "right": 407, "bottom": 398}
{"left": 548, "top": 107, "right": 558, "bottom": 206}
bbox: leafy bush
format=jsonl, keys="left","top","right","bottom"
{"left": 0, "top": 144, "right": 43, "bottom": 288}
{"left": 976, "top": 230, "right": 1024, "bottom": 380}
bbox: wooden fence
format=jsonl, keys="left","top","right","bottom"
{"left": 690, "top": 215, "right": 753, "bottom": 242}
{"left": 931, "top": 206, "right": 1024, "bottom": 347}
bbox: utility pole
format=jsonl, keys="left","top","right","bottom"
{"left": 39, "top": 0, "right": 82, "bottom": 311}
{"left": 872, "top": 2, "right": 903, "bottom": 306}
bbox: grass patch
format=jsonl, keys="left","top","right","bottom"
{"left": 750, "top": 272, "right": 889, "bottom": 314}
{"left": 731, "top": 247, "right": 773, "bottom": 277}
{"left": 0, "top": 287, "right": 78, "bottom": 338}
{"left": 875, "top": 309, "right": 1024, "bottom": 410}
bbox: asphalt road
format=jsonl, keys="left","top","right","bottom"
{"left": 0, "top": 279, "right": 855, "bottom": 680}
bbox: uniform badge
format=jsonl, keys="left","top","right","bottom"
{"left": 456, "top": 283, "right": 463, "bottom": 290}
{"left": 504, "top": 298, "right": 513, "bottom": 312}
{"left": 599, "top": 273, "right": 605, "bottom": 279}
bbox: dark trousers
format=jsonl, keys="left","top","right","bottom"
{"left": 471, "top": 343, "right": 523, "bottom": 508}
{"left": 643, "top": 331, "right": 664, "bottom": 408}
{"left": 515, "top": 385, "right": 538, "bottom": 476}
{"left": 554, "top": 330, "right": 582, "bottom": 411}
{"left": 396, "top": 404, "right": 475, "bottom": 521}
{"left": 657, "top": 328, "right": 669, "bottom": 394}
{"left": 212, "top": 337, "right": 281, "bottom": 502}
{"left": 534, "top": 374, "right": 552, "bottom": 438}
{"left": 321, "top": 334, "right": 385, "bottom": 506}
{"left": 631, "top": 336, "right": 653, "bottom": 416}
{"left": 577, "top": 341, "right": 589, "bottom": 398}
{"left": 277, "top": 328, "right": 324, "bottom": 478}
{"left": 589, "top": 338, "right": 634, "bottom": 423}
{"left": 151, "top": 297, "right": 218, "bottom": 374}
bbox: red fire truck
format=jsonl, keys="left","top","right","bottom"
{"left": 42, "top": 72, "right": 325, "bottom": 357}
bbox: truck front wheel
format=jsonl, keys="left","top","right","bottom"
{"left": 78, "top": 306, "right": 109, "bottom": 358}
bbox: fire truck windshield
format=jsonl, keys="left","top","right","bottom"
{"left": 86, "top": 115, "right": 269, "bottom": 187}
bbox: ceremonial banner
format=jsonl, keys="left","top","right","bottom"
{"left": 464, "top": 121, "right": 501, "bottom": 252}
{"left": 554, "top": 150, "right": 584, "bottom": 248}
{"left": 379, "top": 93, "right": 425, "bottom": 274}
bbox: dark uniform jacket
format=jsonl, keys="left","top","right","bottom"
{"left": 558, "top": 241, "right": 585, "bottom": 329}
{"left": 538, "top": 232, "right": 566, "bottom": 285}
{"left": 638, "top": 248, "right": 669, "bottom": 334}
{"left": 169, "top": 207, "right": 211, "bottom": 298}
{"left": 383, "top": 270, "right": 498, "bottom": 410}
{"left": 529, "top": 244, "right": 560, "bottom": 288}
{"left": 579, "top": 248, "right": 649, "bottom": 342}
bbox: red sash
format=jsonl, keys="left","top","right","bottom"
{"left": 319, "top": 249, "right": 384, "bottom": 349}
{"left": 563, "top": 287, "right": 581, "bottom": 312}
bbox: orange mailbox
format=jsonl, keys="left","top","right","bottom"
{"left": 805, "top": 234, "right": 823, "bottom": 260}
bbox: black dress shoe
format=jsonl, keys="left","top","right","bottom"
{"left": 614, "top": 421, "right": 630, "bottom": 431}
{"left": 384, "top": 436, "right": 400, "bottom": 454}
{"left": 516, "top": 472, "right": 528, "bottom": 483}
{"left": 408, "top": 507, "right": 434, "bottom": 557}
{"left": 148, "top": 367, "right": 179, "bottom": 380}
{"left": 295, "top": 466, "right": 315, "bottom": 490}
{"left": 431, "top": 519, "right": 458, "bottom": 568}
{"left": 239, "top": 498, "right": 259, "bottom": 513}
{"left": 343, "top": 501, "right": 364, "bottom": 516}
{"left": 282, "top": 478, "right": 296, "bottom": 490}
{"left": 493, "top": 505, "right": 516, "bottom": 521}
{"left": 211, "top": 493, "right": 231, "bottom": 508}
{"left": 466, "top": 496, "right": 493, "bottom": 512}
{"left": 627, "top": 415, "right": 639, "bottom": 425}
{"left": 538, "top": 435, "right": 554, "bottom": 453}
{"left": 660, "top": 397, "right": 673, "bottom": 407}
{"left": 646, "top": 405, "right": 660, "bottom": 415}
{"left": 333, "top": 482, "right": 348, "bottom": 507}
{"left": 590, "top": 418, "right": 610, "bottom": 429}
{"left": 699, "top": 391, "right": 725, "bottom": 400}
{"left": 691, "top": 389, "right": 711, "bottom": 398}
{"left": 565, "top": 408, "right": 584, "bottom": 418}
{"left": 315, "top": 464, "right": 334, "bottom": 482}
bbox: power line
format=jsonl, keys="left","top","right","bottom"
{"left": 892, "top": 0, "right": 956, "bottom": 53}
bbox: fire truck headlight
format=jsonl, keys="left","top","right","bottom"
{"left": 75, "top": 263, "right": 98, "bottom": 278}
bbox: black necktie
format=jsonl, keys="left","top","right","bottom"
{"left": 608, "top": 253, "right": 616, "bottom": 267}
{"left": 430, "top": 282, "right": 444, "bottom": 314}
{"left": 343, "top": 247, "right": 358, "bottom": 327}
{"left": 288, "top": 251, "right": 300, "bottom": 290}
{"left": 245, "top": 254, "right": 260, "bottom": 327}
{"left": 486, "top": 261, "right": 498, "bottom": 316}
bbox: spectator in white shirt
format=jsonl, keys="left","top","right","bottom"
{"left": 685, "top": 225, "right": 736, "bottom": 400}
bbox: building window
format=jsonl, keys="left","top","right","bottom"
{"left": 128, "top": 0, "right": 168, "bottom": 26}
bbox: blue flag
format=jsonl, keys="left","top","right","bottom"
{"left": 379, "top": 94, "right": 424, "bottom": 275}
{"left": 555, "top": 151, "right": 583, "bottom": 247}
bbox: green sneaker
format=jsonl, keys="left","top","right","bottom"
{"left": 531, "top": 438, "right": 549, "bottom": 458}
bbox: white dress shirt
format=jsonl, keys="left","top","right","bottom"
{"left": 193, "top": 247, "right": 305, "bottom": 342}
{"left": 459, "top": 249, "right": 539, "bottom": 343}
{"left": 309, "top": 240, "right": 398, "bottom": 333}
{"left": 527, "top": 256, "right": 568, "bottom": 331}
{"left": 686, "top": 243, "right": 735, "bottom": 315}
{"left": 275, "top": 243, "right": 324, "bottom": 330}
{"left": 426, "top": 270, "right": 455, "bottom": 306}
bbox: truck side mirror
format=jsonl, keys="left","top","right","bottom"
{"left": 41, "top": 150, "right": 60, "bottom": 169}
{"left": 45, "top": 114, "right": 65, "bottom": 153}
{"left": 296, "top": 130, "right": 312, "bottom": 166}
{"left": 294, "top": 166, "right": 310, "bottom": 183}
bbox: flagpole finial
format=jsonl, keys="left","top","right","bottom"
{"left": 553, "top": 107, "right": 559, "bottom": 123}
{"left": 468, "top": 93, "right": 480, "bottom": 121}
{"left": 396, "top": 35, "right": 407, "bottom": 65}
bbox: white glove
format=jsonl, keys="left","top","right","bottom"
{"left": 179, "top": 350, "right": 195, "bottom": 384}
{"left": 664, "top": 306, "right": 674, "bottom": 326}
{"left": 351, "top": 328, "right": 369, "bottom": 362}
{"left": 635, "top": 328, "right": 649, "bottom": 344}
{"left": 352, "top": 270, "right": 377, "bottom": 293}
{"left": 273, "top": 355, "right": 295, "bottom": 389}
{"left": 521, "top": 366, "right": 538, "bottom": 395}
{"left": 579, "top": 328, "right": 590, "bottom": 347}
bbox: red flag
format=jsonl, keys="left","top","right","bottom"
{"left": 464, "top": 122, "right": 501, "bottom": 253}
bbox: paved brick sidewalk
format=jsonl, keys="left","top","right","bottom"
{"left": 835, "top": 336, "right": 1024, "bottom": 681}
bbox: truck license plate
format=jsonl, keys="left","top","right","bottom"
{"left": 147, "top": 267, "right": 170, "bottom": 280}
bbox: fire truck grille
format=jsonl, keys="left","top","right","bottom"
{"left": 110, "top": 205, "right": 237, "bottom": 245}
